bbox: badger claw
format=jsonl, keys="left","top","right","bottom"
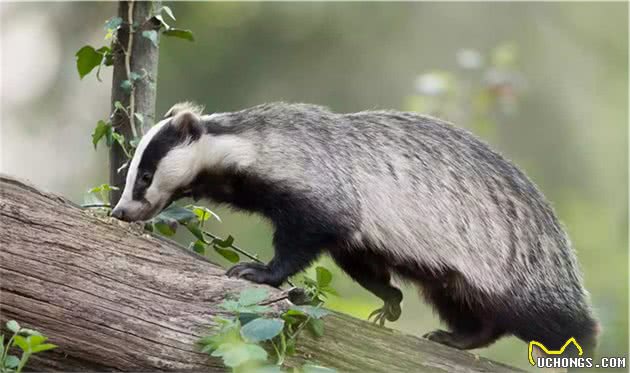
{"left": 226, "top": 262, "right": 271, "bottom": 284}
{"left": 226, "top": 262, "right": 283, "bottom": 287}
{"left": 423, "top": 329, "right": 452, "bottom": 344}
{"left": 368, "top": 301, "right": 401, "bottom": 326}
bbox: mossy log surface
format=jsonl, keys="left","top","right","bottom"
{"left": 0, "top": 174, "right": 524, "bottom": 372}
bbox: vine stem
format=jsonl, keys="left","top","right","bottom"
{"left": 201, "top": 229, "right": 295, "bottom": 287}
{"left": 1, "top": 334, "right": 15, "bottom": 367}
{"left": 125, "top": 0, "right": 138, "bottom": 139}
{"left": 201, "top": 229, "right": 264, "bottom": 264}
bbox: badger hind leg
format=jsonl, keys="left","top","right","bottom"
{"left": 416, "top": 270, "right": 505, "bottom": 350}
{"left": 330, "top": 250, "right": 403, "bottom": 325}
{"left": 511, "top": 301, "right": 600, "bottom": 359}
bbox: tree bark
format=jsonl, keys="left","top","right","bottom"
{"left": 109, "top": 0, "right": 161, "bottom": 205}
{"left": 0, "top": 174, "right": 524, "bottom": 372}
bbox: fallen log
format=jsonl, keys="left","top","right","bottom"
{"left": 0, "top": 174, "right": 523, "bottom": 372}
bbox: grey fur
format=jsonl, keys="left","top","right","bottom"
{"left": 211, "top": 103, "right": 598, "bottom": 351}
{"left": 226, "top": 104, "right": 576, "bottom": 287}
{"left": 120, "top": 101, "right": 599, "bottom": 353}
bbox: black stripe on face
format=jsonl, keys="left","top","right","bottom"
{"left": 131, "top": 122, "right": 200, "bottom": 201}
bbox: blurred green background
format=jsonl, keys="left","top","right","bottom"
{"left": 1, "top": 2, "right": 627, "bottom": 371}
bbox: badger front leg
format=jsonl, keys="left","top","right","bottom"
{"left": 331, "top": 250, "right": 403, "bottom": 326}
{"left": 226, "top": 229, "right": 325, "bottom": 287}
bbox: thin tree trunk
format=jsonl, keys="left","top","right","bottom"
{"left": 109, "top": 0, "right": 161, "bottom": 205}
{"left": 0, "top": 174, "right": 524, "bottom": 372}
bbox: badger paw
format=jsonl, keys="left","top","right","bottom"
{"left": 368, "top": 301, "right": 401, "bottom": 326}
{"left": 423, "top": 330, "right": 455, "bottom": 345}
{"left": 423, "top": 329, "right": 473, "bottom": 350}
{"left": 226, "top": 262, "right": 277, "bottom": 286}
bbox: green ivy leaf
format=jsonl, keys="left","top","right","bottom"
{"left": 31, "top": 343, "right": 57, "bottom": 353}
{"left": 159, "top": 205, "right": 198, "bottom": 224}
{"left": 213, "top": 235, "right": 234, "bottom": 248}
{"left": 26, "top": 334, "right": 47, "bottom": 348}
{"left": 282, "top": 311, "right": 306, "bottom": 325}
{"left": 154, "top": 220, "right": 176, "bottom": 236}
{"left": 241, "top": 305, "right": 272, "bottom": 314}
{"left": 4, "top": 355, "right": 19, "bottom": 369}
{"left": 187, "top": 205, "right": 221, "bottom": 222}
{"left": 76, "top": 45, "right": 103, "bottom": 79}
{"left": 162, "top": 28, "right": 194, "bottom": 41}
{"left": 129, "top": 137, "right": 141, "bottom": 148}
{"left": 105, "top": 128, "right": 115, "bottom": 147}
{"left": 6, "top": 320, "right": 20, "bottom": 333}
{"left": 185, "top": 223, "right": 205, "bottom": 242}
{"left": 134, "top": 113, "right": 144, "bottom": 127}
{"left": 104, "top": 16, "right": 123, "bottom": 31}
{"left": 104, "top": 53, "right": 113, "bottom": 66}
{"left": 190, "top": 239, "right": 206, "bottom": 254}
{"left": 111, "top": 132, "right": 125, "bottom": 148}
{"left": 142, "top": 30, "right": 159, "bottom": 47}
{"left": 220, "top": 299, "right": 242, "bottom": 313}
{"left": 320, "top": 285, "right": 339, "bottom": 297}
{"left": 220, "top": 299, "right": 271, "bottom": 316}
{"left": 315, "top": 266, "right": 332, "bottom": 287}
{"left": 214, "top": 247, "right": 240, "bottom": 263}
{"left": 93, "top": 46, "right": 113, "bottom": 81}
{"left": 120, "top": 80, "right": 133, "bottom": 93}
{"left": 129, "top": 71, "right": 142, "bottom": 81}
{"left": 13, "top": 335, "right": 28, "bottom": 352}
{"left": 200, "top": 343, "right": 215, "bottom": 354}
{"left": 238, "top": 288, "right": 269, "bottom": 306}
{"left": 114, "top": 101, "right": 127, "bottom": 113}
{"left": 240, "top": 318, "right": 284, "bottom": 342}
{"left": 238, "top": 313, "right": 260, "bottom": 326}
{"left": 307, "top": 318, "right": 324, "bottom": 337}
{"left": 88, "top": 184, "right": 119, "bottom": 194}
{"left": 212, "top": 342, "right": 268, "bottom": 368}
{"left": 289, "top": 305, "right": 330, "bottom": 319}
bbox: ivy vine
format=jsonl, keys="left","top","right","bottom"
{"left": 77, "top": 5, "right": 337, "bottom": 372}
{"left": 199, "top": 269, "right": 338, "bottom": 372}
{"left": 0, "top": 321, "right": 56, "bottom": 373}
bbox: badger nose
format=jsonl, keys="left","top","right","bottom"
{"left": 111, "top": 206, "right": 126, "bottom": 221}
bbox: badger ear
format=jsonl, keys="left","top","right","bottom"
{"left": 171, "top": 110, "right": 204, "bottom": 140}
{"left": 164, "top": 102, "right": 204, "bottom": 118}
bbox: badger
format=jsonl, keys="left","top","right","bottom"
{"left": 112, "top": 102, "right": 599, "bottom": 354}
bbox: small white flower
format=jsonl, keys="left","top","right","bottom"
{"left": 415, "top": 73, "right": 447, "bottom": 96}
{"left": 456, "top": 49, "right": 483, "bottom": 70}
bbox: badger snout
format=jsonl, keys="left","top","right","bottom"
{"left": 110, "top": 206, "right": 129, "bottom": 221}
{"left": 111, "top": 198, "right": 160, "bottom": 222}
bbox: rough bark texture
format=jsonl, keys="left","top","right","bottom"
{"left": 109, "top": 0, "right": 161, "bottom": 205}
{"left": 0, "top": 175, "right": 524, "bottom": 372}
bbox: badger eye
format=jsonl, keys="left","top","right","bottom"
{"left": 140, "top": 172, "right": 152, "bottom": 184}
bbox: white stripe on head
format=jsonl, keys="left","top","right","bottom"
{"left": 112, "top": 109, "right": 258, "bottom": 220}
{"left": 118, "top": 118, "right": 170, "bottom": 204}
{"left": 198, "top": 133, "right": 256, "bottom": 170}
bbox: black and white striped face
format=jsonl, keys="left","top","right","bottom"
{"left": 111, "top": 108, "right": 205, "bottom": 222}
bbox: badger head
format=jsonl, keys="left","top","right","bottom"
{"left": 110, "top": 103, "right": 254, "bottom": 222}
